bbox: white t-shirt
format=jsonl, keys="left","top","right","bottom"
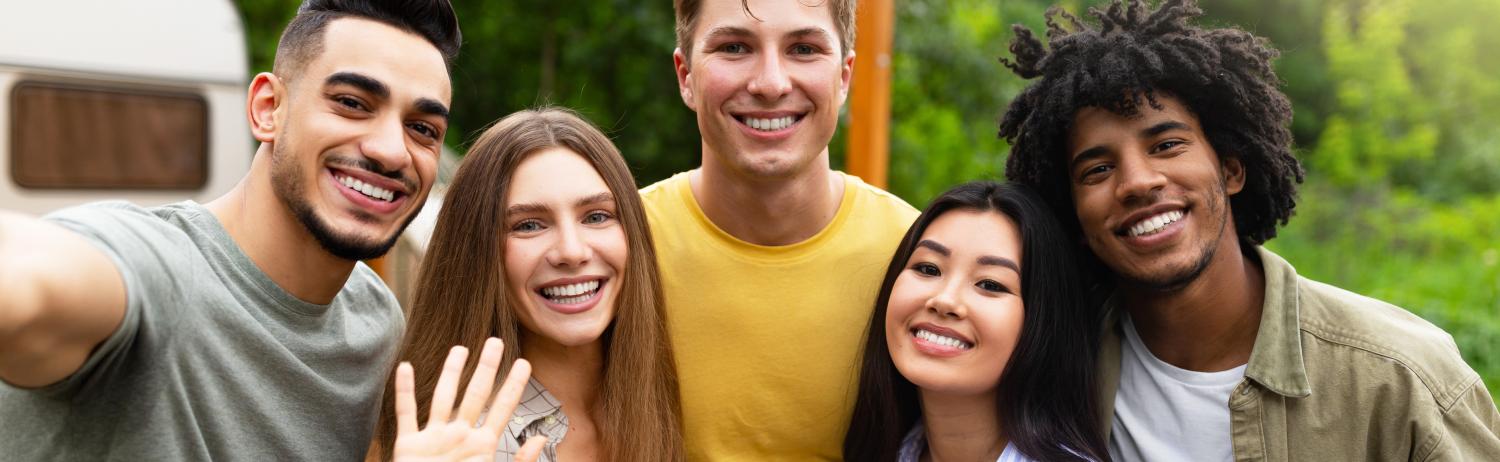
{"left": 1108, "top": 314, "right": 1247, "bottom": 462}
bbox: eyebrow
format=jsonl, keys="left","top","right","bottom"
{"left": 702, "top": 26, "right": 752, "bottom": 43}
{"left": 505, "top": 192, "right": 615, "bottom": 216}
{"left": 917, "top": 239, "right": 1020, "bottom": 272}
{"left": 787, "top": 27, "right": 835, "bottom": 44}
{"left": 325, "top": 72, "right": 388, "bottom": 100}
{"left": 415, "top": 98, "right": 450, "bottom": 121}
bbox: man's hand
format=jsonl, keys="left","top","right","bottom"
{"left": 393, "top": 338, "right": 546, "bottom": 462}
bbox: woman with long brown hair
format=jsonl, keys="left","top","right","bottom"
{"left": 375, "top": 107, "right": 683, "bottom": 461}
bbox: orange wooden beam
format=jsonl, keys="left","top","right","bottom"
{"left": 847, "top": 0, "right": 894, "bottom": 189}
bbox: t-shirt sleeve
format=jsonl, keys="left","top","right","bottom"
{"left": 34, "top": 202, "right": 186, "bottom": 397}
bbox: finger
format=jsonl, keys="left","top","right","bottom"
{"left": 483, "top": 358, "right": 533, "bottom": 435}
{"left": 457, "top": 337, "right": 504, "bottom": 423}
{"left": 516, "top": 436, "right": 547, "bottom": 462}
{"left": 394, "top": 362, "right": 418, "bottom": 436}
{"left": 427, "top": 345, "right": 468, "bottom": 425}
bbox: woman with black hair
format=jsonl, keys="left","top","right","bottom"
{"left": 844, "top": 181, "right": 1107, "bottom": 461}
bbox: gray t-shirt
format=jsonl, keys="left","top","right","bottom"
{"left": 0, "top": 201, "right": 405, "bottom": 460}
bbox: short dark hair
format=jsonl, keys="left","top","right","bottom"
{"left": 844, "top": 181, "right": 1107, "bottom": 462}
{"left": 999, "top": 0, "right": 1304, "bottom": 245}
{"left": 272, "top": 0, "right": 462, "bottom": 78}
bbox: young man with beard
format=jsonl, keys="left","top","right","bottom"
{"left": 999, "top": 0, "right": 1500, "bottom": 460}
{"left": 641, "top": 0, "right": 918, "bottom": 458}
{"left": 0, "top": 1, "right": 462, "bottom": 459}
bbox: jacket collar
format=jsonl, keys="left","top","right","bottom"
{"left": 1242, "top": 246, "right": 1312, "bottom": 398}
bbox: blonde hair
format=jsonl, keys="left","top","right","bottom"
{"left": 673, "top": 0, "right": 857, "bottom": 63}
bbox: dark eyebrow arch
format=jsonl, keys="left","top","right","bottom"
{"left": 325, "top": 72, "right": 388, "bottom": 100}
{"left": 1142, "top": 120, "right": 1191, "bottom": 138}
{"left": 916, "top": 239, "right": 950, "bottom": 256}
{"left": 415, "top": 98, "right": 449, "bottom": 121}
{"left": 702, "top": 26, "right": 752, "bottom": 43}
{"left": 506, "top": 202, "right": 549, "bottom": 216}
{"left": 1069, "top": 146, "right": 1109, "bottom": 171}
{"left": 978, "top": 256, "right": 1020, "bottom": 272}
{"left": 787, "top": 27, "right": 835, "bottom": 43}
{"left": 576, "top": 192, "right": 614, "bottom": 207}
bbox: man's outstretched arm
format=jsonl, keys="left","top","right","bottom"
{"left": 0, "top": 211, "right": 126, "bottom": 388}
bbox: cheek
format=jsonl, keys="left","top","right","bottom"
{"left": 883, "top": 274, "right": 924, "bottom": 336}
{"left": 598, "top": 227, "right": 629, "bottom": 274}
{"left": 978, "top": 298, "right": 1026, "bottom": 363}
{"left": 501, "top": 238, "right": 537, "bottom": 291}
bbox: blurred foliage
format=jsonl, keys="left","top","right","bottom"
{"left": 235, "top": 0, "right": 1499, "bottom": 394}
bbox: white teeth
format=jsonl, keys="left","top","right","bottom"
{"left": 1128, "top": 210, "right": 1184, "bottom": 237}
{"left": 338, "top": 175, "right": 396, "bottom": 202}
{"left": 915, "top": 329, "right": 972, "bottom": 350}
{"left": 744, "top": 116, "right": 795, "bottom": 132}
{"left": 540, "top": 280, "right": 601, "bottom": 302}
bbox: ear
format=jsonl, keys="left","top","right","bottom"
{"left": 1221, "top": 155, "right": 1246, "bottom": 195}
{"left": 247, "top": 72, "right": 285, "bottom": 144}
{"left": 673, "top": 48, "right": 696, "bottom": 110}
{"left": 838, "top": 50, "right": 856, "bottom": 104}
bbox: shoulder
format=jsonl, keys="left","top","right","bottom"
{"left": 841, "top": 173, "right": 919, "bottom": 227}
{"left": 338, "top": 262, "right": 404, "bottom": 324}
{"left": 1295, "top": 275, "right": 1479, "bottom": 406}
{"left": 639, "top": 171, "right": 689, "bottom": 209}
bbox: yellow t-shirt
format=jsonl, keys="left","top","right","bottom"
{"left": 640, "top": 171, "right": 918, "bottom": 460}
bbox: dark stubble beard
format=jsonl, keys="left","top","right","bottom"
{"left": 269, "top": 139, "right": 421, "bottom": 261}
{"left": 1116, "top": 179, "right": 1231, "bottom": 293}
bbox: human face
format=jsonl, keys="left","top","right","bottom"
{"left": 503, "top": 147, "right": 627, "bottom": 348}
{"left": 269, "top": 18, "right": 450, "bottom": 261}
{"left": 1066, "top": 95, "right": 1245, "bottom": 290}
{"left": 886, "top": 209, "right": 1026, "bottom": 396}
{"left": 673, "top": 0, "right": 854, "bottom": 179}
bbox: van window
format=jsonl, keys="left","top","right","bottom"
{"left": 10, "top": 81, "right": 209, "bottom": 189}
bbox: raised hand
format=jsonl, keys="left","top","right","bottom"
{"left": 393, "top": 337, "right": 547, "bottom": 462}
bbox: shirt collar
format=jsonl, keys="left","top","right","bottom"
{"left": 1243, "top": 246, "right": 1312, "bottom": 398}
{"left": 508, "top": 377, "right": 564, "bottom": 427}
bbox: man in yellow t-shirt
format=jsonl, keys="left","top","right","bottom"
{"left": 643, "top": 0, "right": 918, "bottom": 459}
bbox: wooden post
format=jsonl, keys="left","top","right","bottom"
{"left": 846, "top": 0, "right": 894, "bottom": 189}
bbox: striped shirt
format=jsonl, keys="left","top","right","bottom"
{"left": 494, "top": 378, "right": 567, "bottom": 462}
{"left": 898, "top": 421, "right": 1038, "bottom": 462}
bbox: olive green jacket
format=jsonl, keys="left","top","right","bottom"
{"left": 1096, "top": 247, "right": 1500, "bottom": 461}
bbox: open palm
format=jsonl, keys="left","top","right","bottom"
{"left": 393, "top": 338, "right": 546, "bottom": 462}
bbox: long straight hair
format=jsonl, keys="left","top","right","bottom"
{"left": 843, "top": 181, "right": 1107, "bottom": 461}
{"left": 376, "top": 107, "right": 684, "bottom": 461}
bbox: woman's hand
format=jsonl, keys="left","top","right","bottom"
{"left": 393, "top": 338, "right": 546, "bottom": 462}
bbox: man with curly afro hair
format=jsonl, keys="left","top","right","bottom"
{"left": 998, "top": 0, "right": 1500, "bottom": 460}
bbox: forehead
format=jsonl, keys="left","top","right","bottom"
{"left": 692, "top": 0, "right": 837, "bottom": 40}
{"left": 302, "top": 18, "right": 452, "bottom": 104}
{"left": 506, "top": 148, "right": 609, "bottom": 203}
{"left": 922, "top": 209, "right": 1022, "bottom": 260}
{"left": 1066, "top": 95, "right": 1201, "bottom": 154}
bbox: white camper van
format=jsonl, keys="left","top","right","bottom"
{"left": 0, "top": 0, "right": 253, "bottom": 215}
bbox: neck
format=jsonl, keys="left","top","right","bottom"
{"left": 918, "top": 388, "right": 1005, "bottom": 462}
{"left": 522, "top": 332, "right": 606, "bottom": 416}
{"left": 204, "top": 144, "right": 354, "bottom": 304}
{"left": 1121, "top": 239, "right": 1265, "bottom": 372}
{"left": 691, "top": 147, "right": 844, "bottom": 246}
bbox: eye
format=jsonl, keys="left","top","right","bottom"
{"left": 334, "top": 95, "right": 368, "bottom": 111}
{"left": 910, "top": 262, "right": 940, "bottom": 277}
{"left": 976, "top": 279, "right": 1010, "bottom": 294}
{"left": 718, "top": 43, "right": 749, "bottom": 54}
{"left": 407, "top": 122, "right": 439, "bottom": 140}
{"left": 1079, "top": 163, "right": 1114, "bottom": 183}
{"left": 1153, "top": 140, "right": 1185, "bottom": 153}
{"left": 511, "top": 219, "right": 543, "bottom": 233}
{"left": 582, "top": 210, "right": 613, "bottom": 225}
{"left": 790, "top": 44, "right": 817, "bottom": 55}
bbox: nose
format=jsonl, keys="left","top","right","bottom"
{"left": 746, "top": 52, "right": 793, "bottom": 99}
{"left": 1113, "top": 149, "right": 1167, "bottom": 204}
{"left": 925, "top": 280, "right": 968, "bottom": 319}
{"left": 360, "top": 115, "right": 412, "bottom": 174}
{"left": 545, "top": 222, "right": 592, "bottom": 268}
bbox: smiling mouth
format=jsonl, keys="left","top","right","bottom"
{"left": 1121, "top": 209, "right": 1186, "bottom": 237}
{"left": 333, "top": 171, "right": 401, "bottom": 203}
{"left": 734, "top": 114, "right": 805, "bottom": 132}
{"left": 537, "top": 279, "right": 604, "bottom": 305}
{"left": 912, "top": 328, "right": 973, "bottom": 350}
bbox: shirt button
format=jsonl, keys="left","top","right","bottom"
{"left": 544, "top": 416, "right": 557, "bottom": 425}
{"left": 513, "top": 416, "right": 526, "bottom": 424}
